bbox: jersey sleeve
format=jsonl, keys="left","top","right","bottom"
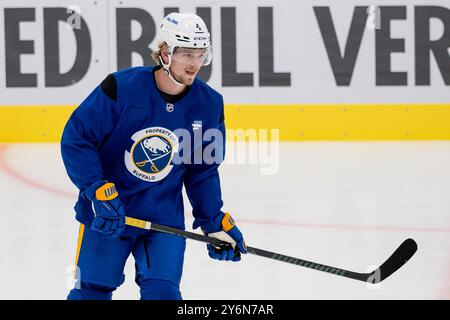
{"left": 184, "top": 103, "right": 226, "bottom": 230}
{"left": 60, "top": 75, "right": 121, "bottom": 191}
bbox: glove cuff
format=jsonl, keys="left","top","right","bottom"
{"left": 81, "top": 179, "right": 109, "bottom": 201}
{"left": 95, "top": 182, "right": 119, "bottom": 201}
{"left": 201, "top": 212, "right": 236, "bottom": 234}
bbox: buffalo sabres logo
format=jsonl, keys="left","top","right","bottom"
{"left": 125, "top": 127, "right": 179, "bottom": 182}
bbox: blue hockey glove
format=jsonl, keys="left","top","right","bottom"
{"left": 201, "top": 212, "right": 247, "bottom": 262}
{"left": 83, "top": 180, "right": 125, "bottom": 238}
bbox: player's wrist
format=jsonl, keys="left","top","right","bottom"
{"left": 82, "top": 179, "right": 113, "bottom": 201}
{"left": 200, "top": 212, "right": 226, "bottom": 234}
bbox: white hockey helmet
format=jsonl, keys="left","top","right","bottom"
{"left": 157, "top": 12, "right": 212, "bottom": 66}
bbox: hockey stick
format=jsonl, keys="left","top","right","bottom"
{"left": 125, "top": 216, "right": 417, "bottom": 284}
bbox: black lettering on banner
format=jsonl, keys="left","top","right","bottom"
{"left": 415, "top": 6, "right": 450, "bottom": 85}
{"left": 258, "top": 7, "right": 290, "bottom": 86}
{"left": 164, "top": 7, "right": 178, "bottom": 17}
{"left": 4, "top": 8, "right": 37, "bottom": 87}
{"left": 44, "top": 8, "right": 92, "bottom": 87}
{"left": 313, "top": 6, "right": 367, "bottom": 86}
{"left": 221, "top": 7, "right": 253, "bottom": 86}
{"left": 116, "top": 8, "right": 156, "bottom": 70}
{"left": 196, "top": 7, "right": 212, "bottom": 82}
{"left": 376, "top": 6, "right": 407, "bottom": 86}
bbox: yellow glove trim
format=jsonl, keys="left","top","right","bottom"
{"left": 221, "top": 212, "right": 236, "bottom": 232}
{"left": 95, "top": 182, "right": 118, "bottom": 201}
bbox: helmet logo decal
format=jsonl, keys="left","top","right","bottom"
{"left": 166, "top": 16, "right": 179, "bottom": 25}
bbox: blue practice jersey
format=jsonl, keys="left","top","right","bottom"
{"left": 61, "top": 66, "right": 226, "bottom": 235}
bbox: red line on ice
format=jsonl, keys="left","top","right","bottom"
{"left": 239, "top": 218, "right": 450, "bottom": 234}
{"left": 0, "top": 144, "right": 75, "bottom": 198}
{"left": 1, "top": 144, "right": 449, "bottom": 235}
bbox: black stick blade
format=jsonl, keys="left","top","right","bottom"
{"left": 367, "top": 238, "right": 418, "bottom": 283}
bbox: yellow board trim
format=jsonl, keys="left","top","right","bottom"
{"left": 0, "top": 105, "right": 74, "bottom": 142}
{"left": 0, "top": 104, "right": 449, "bottom": 142}
{"left": 225, "top": 104, "right": 450, "bottom": 141}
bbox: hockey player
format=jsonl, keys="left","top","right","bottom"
{"left": 61, "top": 12, "right": 247, "bottom": 300}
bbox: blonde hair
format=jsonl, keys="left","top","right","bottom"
{"left": 151, "top": 42, "right": 168, "bottom": 65}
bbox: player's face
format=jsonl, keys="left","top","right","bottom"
{"left": 170, "top": 47, "right": 208, "bottom": 85}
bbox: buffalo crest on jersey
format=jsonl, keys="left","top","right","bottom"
{"left": 125, "top": 127, "right": 179, "bottom": 182}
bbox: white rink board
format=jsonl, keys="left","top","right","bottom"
{"left": 0, "top": 0, "right": 449, "bottom": 105}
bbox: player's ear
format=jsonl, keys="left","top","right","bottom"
{"left": 160, "top": 46, "right": 169, "bottom": 64}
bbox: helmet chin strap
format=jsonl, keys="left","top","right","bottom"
{"left": 159, "top": 55, "right": 185, "bottom": 87}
